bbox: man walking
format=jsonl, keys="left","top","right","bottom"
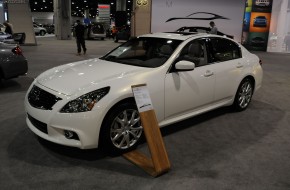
{"left": 74, "top": 20, "right": 87, "bottom": 55}
{"left": 284, "top": 32, "right": 290, "bottom": 52}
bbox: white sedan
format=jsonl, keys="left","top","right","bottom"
{"left": 25, "top": 32, "right": 263, "bottom": 155}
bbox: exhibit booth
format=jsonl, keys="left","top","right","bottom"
{"left": 2, "top": 0, "right": 290, "bottom": 52}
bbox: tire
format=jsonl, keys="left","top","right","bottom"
{"left": 40, "top": 30, "right": 46, "bottom": 36}
{"left": 0, "top": 70, "right": 4, "bottom": 88}
{"left": 99, "top": 101, "right": 143, "bottom": 156}
{"left": 101, "top": 37, "right": 104, "bottom": 40}
{"left": 233, "top": 78, "right": 254, "bottom": 111}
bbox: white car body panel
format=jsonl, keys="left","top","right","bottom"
{"left": 164, "top": 65, "right": 215, "bottom": 119}
{"left": 36, "top": 59, "right": 148, "bottom": 95}
{"left": 25, "top": 32, "right": 263, "bottom": 149}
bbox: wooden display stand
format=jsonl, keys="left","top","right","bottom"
{"left": 123, "top": 84, "right": 171, "bottom": 177}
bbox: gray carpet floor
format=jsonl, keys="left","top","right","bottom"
{"left": 0, "top": 36, "right": 290, "bottom": 190}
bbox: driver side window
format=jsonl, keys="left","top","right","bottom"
{"left": 178, "top": 39, "right": 208, "bottom": 67}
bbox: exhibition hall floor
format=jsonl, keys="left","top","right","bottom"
{"left": 1, "top": 36, "right": 290, "bottom": 190}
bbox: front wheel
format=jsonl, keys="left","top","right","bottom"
{"left": 233, "top": 78, "right": 254, "bottom": 111}
{"left": 99, "top": 101, "right": 143, "bottom": 155}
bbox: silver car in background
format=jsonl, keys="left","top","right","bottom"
{"left": 34, "top": 24, "right": 47, "bottom": 36}
{"left": 86, "top": 22, "right": 106, "bottom": 40}
{"left": 0, "top": 31, "right": 12, "bottom": 42}
{"left": 0, "top": 42, "right": 28, "bottom": 83}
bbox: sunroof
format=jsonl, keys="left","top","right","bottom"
{"left": 165, "top": 32, "right": 198, "bottom": 36}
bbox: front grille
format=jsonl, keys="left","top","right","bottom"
{"left": 28, "top": 85, "right": 62, "bottom": 110}
{"left": 27, "top": 114, "right": 48, "bottom": 134}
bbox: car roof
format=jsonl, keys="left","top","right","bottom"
{"left": 139, "top": 32, "right": 210, "bottom": 41}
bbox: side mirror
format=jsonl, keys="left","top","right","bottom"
{"left": 175, "top": 60, "right": 195, "bottom": 71}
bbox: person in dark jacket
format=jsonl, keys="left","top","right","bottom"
{"left": 3, "top": 21, "right": 13, "bottom": 35}
{"left": 74, "top": 20, "right": 87, "bottom": 55}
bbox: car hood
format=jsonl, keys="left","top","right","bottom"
{"left": 36, "top": 58, "right": 146, "bottom": 95}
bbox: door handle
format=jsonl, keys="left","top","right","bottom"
{"left": 204, "top": 70, "right": 214, "bottom": 77}
{"left": 236, "top": 63, "right": 243, "bottom": 68}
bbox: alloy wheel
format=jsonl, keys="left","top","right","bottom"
{"left": 110, "top": 109, "right": 142, "bottom": 149}
{"left": 238, "top": 80, "right": 253, "bottom": 109}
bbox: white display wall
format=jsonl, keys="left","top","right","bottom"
{"left": 267, "top": 0, "right": 290, "bottom": 52}
{"left": 151, "top": 0, "right": 246, "bottom": 42}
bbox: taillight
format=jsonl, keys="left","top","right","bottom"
{"left": 12, "top": 46, "right": 23, "bottom": 56}
{"left": 259, "top": 59, "right": 262, "bottom": 65}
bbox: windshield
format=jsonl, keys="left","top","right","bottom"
{"left": 100, "top": 37, "right": 182, "bottom": 68}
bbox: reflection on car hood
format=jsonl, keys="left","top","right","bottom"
{"left": 36, "top": 58, "right": 146, "bottom": 95}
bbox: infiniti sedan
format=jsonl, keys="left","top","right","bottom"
{"left": 25, "top": 32, "right": 263, "bottom": 155}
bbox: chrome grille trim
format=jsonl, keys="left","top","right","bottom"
{"left": 28, "top": 85, "right": 62, "bottom": 110}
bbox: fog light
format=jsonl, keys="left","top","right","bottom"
{"left": 64, "top": 130, "right": 79, "bottom": 140}
{"left": 64, "top": 130, "right": 74, "bottom": 139}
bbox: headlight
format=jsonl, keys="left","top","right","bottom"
{"left": 60, "top": 87, "right": 110, "bottom": 113}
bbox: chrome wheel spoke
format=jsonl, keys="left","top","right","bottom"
{"left": 122, "top": 110, "right": 129, "bottom": 124}
{"left": 128, "top": 131, "right": 138, "bottom": 139}
{"left": 240, "top": 97, "right": 245, "bottom": 107}
{"left": 115, "top": 117, "right": 125, "bottom": 127}
{"left": 130, "top": 126, "right": 142, "bottom": 131}
{"left": 111, "top": 128, "right": 122, "bottom": 133}
{"left": 119, "top": 135, "right": 128, "bottom": 148}
{"left": 130, "top": 110, "right": 140, "bottom": 126}
{"left": 125, "top": 134, "right": 130, "bottom": 148}
{"left": 112, "top": 132, "right": 123, "bottom": 141}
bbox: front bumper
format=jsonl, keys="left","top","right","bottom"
{"left": 24, "top": 83, "right": 105, "bottom": 149}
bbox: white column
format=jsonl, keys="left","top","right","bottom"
{"left": 54, "top": 0, "right": 71, "bottom": 40}
{"left": 268, "top": 0, "right": 289, "bottom": 52}
{"left": 7, "top": 0, "right": 36, "bottom": 45}
{"left": 116, "top": 0, "right": 126, "bottom": 11}
{"left": 131, "top": 0, "right": 151, "bottom": 37}
{"left": 0, "top": 1, "right": 4, "bottom": 24}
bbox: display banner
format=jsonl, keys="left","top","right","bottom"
{"left": 151, "top": 0, "right": 246, "bottom": 42}
{"left": 242, "top": 0, "right": 273, "bottom": 51}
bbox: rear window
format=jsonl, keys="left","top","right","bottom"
{"left": 92, "top": 24, "right": 105, "bottom": 33}
{"left": 208, "top": 38, "right": 242, "bottom": 62}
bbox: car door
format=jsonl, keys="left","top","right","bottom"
{"left": 207, "top": 37, "right": 244, "bottom": 103}
{"left": 164, "top": 38, "right": 215, "bottom": 119}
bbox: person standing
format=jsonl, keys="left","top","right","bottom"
{"left": 3, "top": 21, "right": 13, "bottom": 35}
{"left": 209, "top": 21, "right": 217, "bottom": 34}
{"left": 284, "top": 32, "right": 290, "bottom": 52}
{"left": 74, "top": 20, "right": 87, "bottom": 55}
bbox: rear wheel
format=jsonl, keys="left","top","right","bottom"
{"left": 99, "top": 101, "right": 143, "bottom": 155}
{"left": 39, "top": 30, "right": 46, "bottom": 36}
{"left": 233, "top": 78, "right": 254, "bottom": 111}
